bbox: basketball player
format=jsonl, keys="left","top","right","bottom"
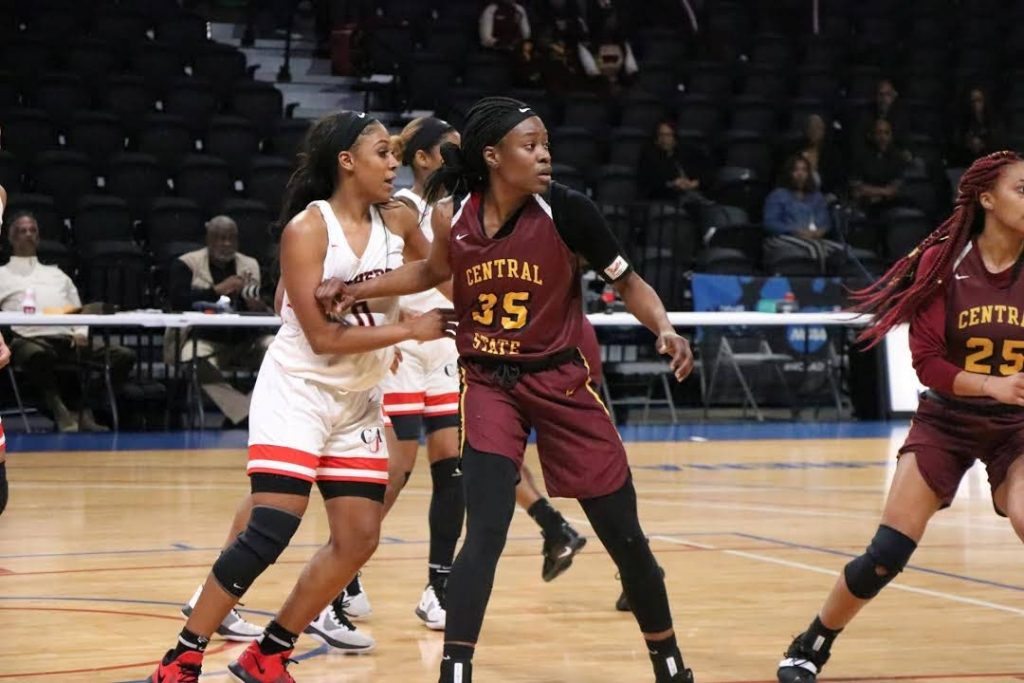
{"left": 0, "top": 179, "right": 9, "bottom": 516}
{"left": 381, "top": 116, "right": 587, "bottom": 630}
{"left": 319, "top": 97, "right": 696, "bottom": 683}
{"left": 776, "top": 151, "right": 1024, "bottom": 682}
{"left": 147, "top": 110, "right": 454, "bottom": 683}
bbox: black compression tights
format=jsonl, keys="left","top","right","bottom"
{"left": 444, "top": 447, "right": 519, "bottom": 646}
{"left": 580, "top": 476, "right": 673, "bottom": 635}
{"left": 444, "top": 448, "right": 673, "bottom": 648}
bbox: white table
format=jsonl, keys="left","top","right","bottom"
{"left": 0, "top": 310, "right": 869, "bottom": 329}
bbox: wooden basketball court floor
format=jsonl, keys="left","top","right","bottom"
{"left": 2, "top": 423, "right": 1022, "bottom": 682}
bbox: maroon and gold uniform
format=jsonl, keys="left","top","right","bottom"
{"left": 902, "top": 242, "right": 1024, "bottom": 512}
{"left": 450, "top": 182, "right": 629, "bottom": 498}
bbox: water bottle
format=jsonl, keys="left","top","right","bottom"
{"left": 21, "top": 288, "right": 37, "bottom": 314}
{"left": 775, "top": 291, "right": 799, "bottom": 313}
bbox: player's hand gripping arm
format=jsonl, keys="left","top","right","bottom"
{"left": 316, "top": 199, "right": 455, "bottom": 316}
{"left": 281, "top": 209, "right": 453, "bottom": 356}
{"left": 614, "top": 272, "right": 694, "bottom": 382}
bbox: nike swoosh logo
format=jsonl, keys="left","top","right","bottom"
{"left": 518, "top": 107, "right": 531, "bottom": 113}
{"left": 455, "top": 233, "right": 468, "bottom": 240}
{"left": 557, "top": 546, "right": 574, "bottom": 559}
{"left": 357, "top": 112, "right": 366, "bottom": 118}
{"left": 233, "top": 582, "right": 245, "bottom": 590}
{"left": 955, "top": 274, "right": 970, "bottom": 280}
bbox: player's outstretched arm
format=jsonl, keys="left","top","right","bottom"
{"left": 281, "top": 210, "right": 452, "bottom": 356}
{"left": 324, "top": 199, "right": 455, "bottom": 313}
{"left": 614, "top": 272, "right": 694, "bottom": 382}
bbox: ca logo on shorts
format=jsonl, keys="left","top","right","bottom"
{"left": 361, "top": 427, "right": 383, "bottom": 453}
{"left": 443, "top": 363, "right": 457, "bottom": 378}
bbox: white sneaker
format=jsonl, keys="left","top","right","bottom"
{"left": 180, "top": 584, "right": 263, "bottom": 642}
{"left": 303, "top": 603, "right": 375, "bottom": 653}
{"left": 414, "top": 584, "right": 446, "bottom": 631}
{"left": 340, "top": 574, "right": 372, "bottom": 620}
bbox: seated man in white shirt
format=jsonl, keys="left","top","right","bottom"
{"left": 0, "top": 211, "right": 135, "bottom": 432}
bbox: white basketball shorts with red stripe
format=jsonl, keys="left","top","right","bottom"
{"left": 247, "top": 355, "right": 388, "bottom": 485}
{"left": 380, "top": 336, "right": 459, "bottom": 426}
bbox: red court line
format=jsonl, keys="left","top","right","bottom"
{"left": 0, "top": 607, "right": 235, "bottom": 679}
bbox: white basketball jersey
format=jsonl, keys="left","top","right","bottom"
{"left": 269, "top": 200, "right": 403, "bottom": 393}
{"left": 394, "top": 188, "right": 450, "bottom": 313}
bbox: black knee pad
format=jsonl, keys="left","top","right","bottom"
{"left": 212, "top": 505, "right": 302, "bottom": 598}
{"left": 390, "top": 414, "right": 423, "bottom": 441}
{"left": 844, "top": 524, "right": 917, "bottom": 599}
{"left": 0, "top": 462, "right": 7, "bottom": 516}
{"left": 430, "top": 457, "right": 462, "bottom": 490}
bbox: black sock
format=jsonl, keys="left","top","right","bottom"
{"left": 647, "top": 633, "right": 686, "bottom": 681}
{"left": 258, "top": 620, "right": 298, "bottom": 655}
{"left": 429, "top": 564, "right": 451, "bottom": 593}
{"left": 429, "top": 458, "right": 465, "bottom": 577}
{"left": 0, "top": 462, "right": 7, "bottom": 516}
{"left": 345, "top": 573, "right": 362, "bottom": 595}
{"left": 527, "top": 498, "right": 564, "bottom": 537}
{"left": 443, "top": 642, "right": 475, "bottom": 661}
{"left": 802, "top": 615, "right": 842, "bottom": 657}
{"left": 172, "top": 628, "right": 209, "bottom": 658}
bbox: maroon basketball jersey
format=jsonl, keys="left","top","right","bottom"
{"left": 945, "top": 241, "right": 1024, "bottom": 377}
{"left": 449, "top": 191, "right": 584, "bottom": 361}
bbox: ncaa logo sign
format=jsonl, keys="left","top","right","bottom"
{"left": 361, "top": 427, "right": 383, "bottom": 453}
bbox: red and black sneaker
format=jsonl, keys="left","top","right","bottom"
{"left": 227, "top": 641, "right": 296, "bottom": 683}
{"left": 148, "top": 649, "right": 203, "bottom": 683}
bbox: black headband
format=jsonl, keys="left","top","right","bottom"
{"left": 403, "top": 118, "right": 455, "bottom": 166}
{"left": 481, "top": 105, "right": 536, "bottom": 148}
{"left": 336, "top": 111, "right": 378, "bottom": 151}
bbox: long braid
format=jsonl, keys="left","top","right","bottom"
{"left": 853, "top": 150, "right": 1022, "bottom": 347}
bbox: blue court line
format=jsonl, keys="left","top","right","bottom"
{"left": 4, "top": 421, "right": 908, "bottom": 453}
{"left": 0, "top": 594, "right": 276, "bottom": 617}
{"left": 733, "top": 531, "right": 1024, "bottom": 594}
{"left": 634, "top": 459, "right": 888, "bottom": 472}
{"left": 0, "top": 532, "right": 727, "bottom": 562}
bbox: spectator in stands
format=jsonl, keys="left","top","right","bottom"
{"left": 479, "top": 0, "right": 531, "bottom": 51}
{"left": 849, "top": 118, "right": 908, "bottom": 253}
{"left": 793, "top": 113, "right": 845, "bottom": 197}
{"left": 636, "top": 121, "right": 707, "bottom": 207}
{"left": 763, "top": 155, "right": 842, "bottom": 272}
{"left": 578, "top": 2, "right": 638, "bottom": 93}
{"left": 0, "top": 211, "right": 135, "bottom": 432}
{"left": 167, "top": 215, "right": 273, "bottom": 425}
{"left": 534, "top": 0, "right": 589, "bottom": 44}
{"left": 856, "top": 78, "right": 909, "bottom": 144}
{"left": 952, "top": 87, "right": 1005, "bottom": 166}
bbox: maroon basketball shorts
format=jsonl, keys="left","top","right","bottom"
{"left": 459, "top": 351, "right": 629, "bottom": 499}
{"left": 899, "top": 391, "right": 1024, "bottom": 514}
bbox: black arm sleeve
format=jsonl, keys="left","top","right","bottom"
{"left": 549, "top": 182, "right": 632, "bottom": 283}
{"left": 168, "top": 260, "right": 216, "bottom": 311}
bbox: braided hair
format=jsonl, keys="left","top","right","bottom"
{"left": 853, "top": 150, "right": 1024, "bottom": 347}
{"left": 424, "top": 96, "right": 537, "bottom": 204}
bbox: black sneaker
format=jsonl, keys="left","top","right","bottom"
{"left": 777, "top": 632, "right": 829, "bottom": 683}
{"left": 439, "top": 657, "right": 472, "bottom": 683}
{"left": 541, "top": 522, "right": 587, "bottom": 582}
{"left": 659, "top": 667, "right": 694, "bottom": 683}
